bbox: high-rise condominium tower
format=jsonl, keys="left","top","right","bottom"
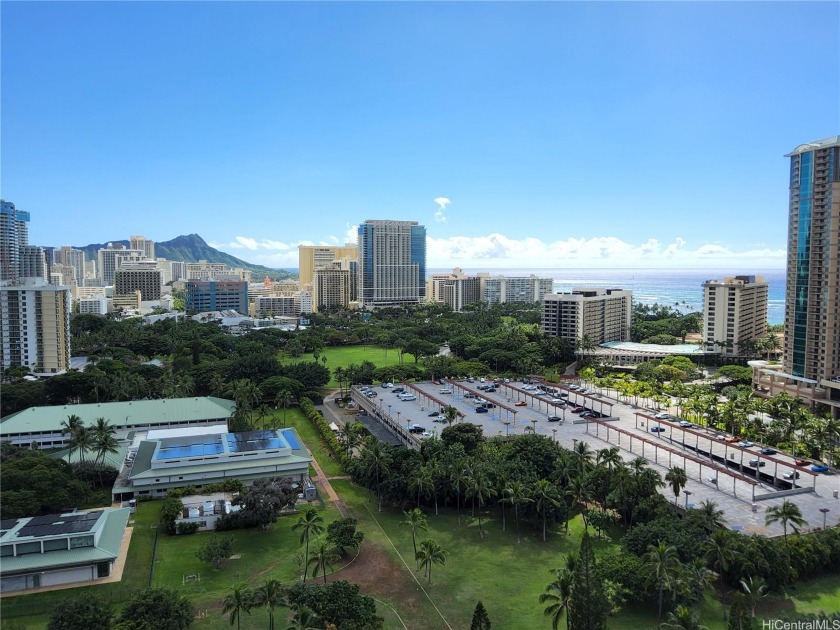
{"left": 357, "top": 220, "right": 426, "bottom": 309}
{"left": 1, "top": 200, "right": 30, "bottom": 284}
{"left": 784, "top": 136, "right": 840, "bottom": 382}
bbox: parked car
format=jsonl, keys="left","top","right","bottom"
{"left": 760, "top": 447, "right": 777, "bottom": 455}
{"left": 558, "top": 392, "right": 569, "bottom": 398}
{"left": 811, "top": 464, "right": 830, "bottom": 473}
{"left": 650, "top": 427, "right": 667, "bottom": 433}
{"left": 515, "top": 401, "right": 527, "bottom": 407}
{"left": 748, "top": 459, "right": 766, "bottom": 468}
{"left": 466, "top": 377, "right": 475, "bottom": 383}
{"left": 476, "top": 406, "right": 488, "bottom": 413}
{"left": 571, "top": 406, "right": 586, "bottom": 413}
{"left": 548, "top": 416, "right": 562, "bottom": 422}
{"left": 738, "top": 441, "right": 754, "bottom": 448}
{"left": 464, "top": 393, "right": 476, "bottom": 399}
{"left": 439, "top": 388, "right": 452, "bottom": 394}
{"left": 393, "top": 387, "right": 405, "bottom": 393}
{"left": 783, "top": 471, "right": 800, "bottom": 480}
{"left": 795, "top": 459, "right": 811, "bottom": 466}
{"left": 382, "top": 382, "right": 393, "bottom": 388}
{"left": 485, "top": 387, "right": 497, "bottom": 393}
{"left": 654, "top": 412, "right": 670, "bottom": 420}
{"left": 678, "top": 421, "right": 692, "bottom": 428}
{"left": 580, "top": 411, "right": 595, "bottom": 418}
{"left": 484, "top": 402, "right": 496, "bottom": 409}
{"left": 724, "top": 436, "right": 740, "bottom": 443}
{"left": 428, "top": 411, "right": 440, "bottom": 417}
{"left": 408, "top": 425, "right": 425, "bottom": 433}
{"left": 433, "top": 417, "right": 447, "bottom": 423}
{"left": 399, "top": 395, "right": 417, "bottom": 401}
{"left": 550, "top": 398, "right": 566, "bottom": 404}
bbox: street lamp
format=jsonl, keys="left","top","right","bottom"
{"left": 531, "top": 419, "right": 538, "bottom": 434}
{"left": 820, "top": 507, "right": 830, "bottom": 530}
{"left": 684, "top": 490, "right": 692, "bottom": 509}
{"left": 504, "top": 421, "right": 511, "bottom": 436}
{"left": 388, "top": 404, "right": 392, "bottom": 418}
{"left": 397, "top": 411, "right": 401, "bottom": 426}
{"left": 552, "top": 428, "right": 557, "bottom": 443}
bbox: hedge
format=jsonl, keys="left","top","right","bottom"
{"left": 300, "top": 399, "right": 352, "bottom": 471}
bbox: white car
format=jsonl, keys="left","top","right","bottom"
{"left": 654, "top": 412, "right": 670, "bottom": 420}
{"left": 439, "top": 388, "right": 452, "bottom": 394}
{"left": 678, "top": 421, "right": 692, "bottom": 428}
{"left": 399, "top": 394, "right": 417, "bottom": 401}
{"left": 479, "top": 377, "right": 486, "bottom": 383}
{"left": 381, "top": 382, "right": 393, "bottom": 388}
{"left": 738, "top": 441, "right": 754, "bottom": 448}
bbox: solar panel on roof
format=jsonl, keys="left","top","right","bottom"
{"left": 0, "top": 519, "right": 20, "bottom": 531}
{"left": 226, "top": 430, "right": 286, "bottom": 453}
{"left": 281, "top": 430, "right": 300, "bottom": 450}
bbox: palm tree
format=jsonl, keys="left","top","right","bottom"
{"left": 91, "top": 417, "right": 117, "bottom": 467}
{"left": 765, "top": 499, "right": 807, "bottom": 541}
{"left": 60, "top": 414, "right": 83, "bottom": 460}
{"left": 466, "top": 469, "right": 496, "bottom": 539}
{"left": 659, "top": 605, "right": 708, "bottom": 630}
{"left": 532, "top": 479, "right": 563, "bottom": 542}
{"left": 253, "top": 578, "right": 287, "bottom": 630}
{"left": 739, "top": 575, "right": 769, "bottom": 618}
{"left": 221, "top": 583, "right": 254, "bottom": 630}
{"left": 539, "top": 567, "right": 573, "bottom": 630}
{"left": 703, "top": 530, "right": 737, "bottom": 622}
{"left": 693, "top": 499, "right": 726, "bottom": 530}
{"left": 360, "top": 438, "right": 390, "bottom": 512}
{"left": 409, "top": 465, "right": 435, "bottom": 509}
{"left": 450, "top": 463, "right": 469, "bottom": 526}
{"left": 665, "top": 466, "right": 688, "bottom": 507}
{"left": 502, "top": 481, "right": 532, "bottom": 544}
{"left": 275, "top": 389, "right": 293, "bottom": 428}
{"left": 70, "top": 423, "right": 92, "bottom": 464}
{"left": 645, "top": 541, "right": 681, "bottom": 622}
{"left": 444, "top": 405, "right": 459, "bottom": 427}
{"left": 284, "top": 606, "right": 322, "bottom": 630}
{"left": 292, "top": 507, "right": 325, "bottom": 583}
{"left": 415, "top": 538, "right": 446, "bottom": 583}
{"left": 565, "top": 477, "right": 593, "bottom": 530}
{"left": 596, "top": 447, "right": 622, "bottom": 472}
{"left": 401, "top": 508, "right": 428, "bottom": 569}
{"left": 306, "top": 538, "right": 339, "bottom": 584}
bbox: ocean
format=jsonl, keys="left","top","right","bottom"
{"left": 427, "top": 268, "right": 787, "bottom": 325}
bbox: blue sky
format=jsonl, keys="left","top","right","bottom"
{"left": 2, "top": 2, "right": 838, "bottom": 270}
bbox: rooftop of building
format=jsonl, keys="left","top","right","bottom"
{"left": 601, "top": 341, "right": 706, "bottom": 355}
{"left": 0, "top": 397, "right": 236, "bottom": 435}
{"left": 0, "top": 508, "right": 130, "bottom": 573}
{"left": 786, "top": 135, "right": 840, "bottom": 156}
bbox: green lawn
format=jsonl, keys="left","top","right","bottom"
{"left": 281, "top": 345, "right": 404, "bottom": 387}
{"left": 262, "top": 407, "right": 345, "bottom": 478}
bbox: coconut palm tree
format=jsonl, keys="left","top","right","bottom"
{"left": 532, "top": 479, "right": 563, "bottom": 542}
{"left": 221, "top": 583, "right": 254, "bottom": 630}
{"left": 284, "top": 606, "right": 322, "bottom": 630}
{"left": 645, "top": 541, "right": 681, "bottom": 622}
{"left": 466, "top": 468, "right": 496, "bottom": 539}
{"left": 596, "top": 447, "right": 622, "bottom": 472}
{"left": 703, "top": 530, "right": 737, "bottom": 621}
{"left": 450, "top": 462, "right": 470, "bottom": 526}
{"left": 275, "top": 389, "right": 293, "bottom": 428}
{"left": 70, "top": 423, "right": 92, "bottom": 464}
{"left": 409, "top": 465, "right": 435, "bottom": 509}
{"left": 401, "top": 508, "right": 428, "bottom": 569}
{"left": 765, "top": 500, "right": 807, "bottom": 541}
{"left": 415, "top": 538, "right": 446, "bottom": 583}
{"left": 739, "top": 575, "right": 769, "bottom": 618}
{"left": 539, "top": 567, "right": 573, "bottom": 630}
{"left": 306, "top": 538, "right": 339, "bottom": 584}
{"left": 60, "top": 415, "right": 83, "bottom": 460}
{"left": 565, "top": 477, "right": 593, "bottom": 530}
{"left": 501, "top": 480, "right": 532, "bottom": 543}
{"left": 292, "top": 507, "right": 325, "bottom": 583}
{"left": 91, "top": 417, "right": 117, "bottom": 466}
{"left": 253, "top": 578, "right": 287, "bottom": 630}
{"left": 665, "top": 466, "right": 688, "bottom": 507}
{"left": 693, "top": 499, "right": 727, "bottom": 531}
{"left": 444, "top": 405, "right": 460, "bottom": 427}
{"left": 360, "top": 438, "right": 390, "bottom": 512}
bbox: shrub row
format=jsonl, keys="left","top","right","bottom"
{"left": 300, "top": 398, "right": 351, "bottom": 471}
{"left": 164, "top": 479, "right": 245, "bottom": 499}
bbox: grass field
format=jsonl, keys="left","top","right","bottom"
{"left": 281, "top": 345, "right": 404, "bottom": 387}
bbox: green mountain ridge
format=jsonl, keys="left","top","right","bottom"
{"left": 74, "top": 234, "right": 297, "bottom": 281}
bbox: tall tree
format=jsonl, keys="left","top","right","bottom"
{"left": 765, "top": 500, "right": 807, "bottom": 541}
{"left": 253, "top": 578, "right": 288, "bottom": 630}
{"left": 47, "top": 593, "right": 113, "bottom": 630}
{"left": 415, "top": 538, "right": 447, "bottom": 583}
{"left": 665, "top": 466, "right": 688, "bottom": 506}
{"left": 401, "top": 508, "right": 428, "bottom": 569}
{"left": 60, "top": 414, "right": 83, "bottom": 461}
{"left": 307, "top": 538, "right": 340, "bottom": 584}
{"left": 645, "top": 541, "right": 681, "bottom": 622}
{"left": 568, "top": 532, "right": 609, "bottom": 630}
{"left": 470, "top": 601, "right": 492, "bottom": 630}
{"left": 221, "top": 583, "right": 254, "bottom": 630}
{"left": 292, "top": 507, "right": 325, "bottom": 584}
{"left": 532, "top": 479, "right": 563, "bottom": 542}
{"left": 275, "top": 389, "right": 293, "bottom": 428}
{"left": 502, "top": 481, "right": 532, "bottom": 544}
{"left": 539, "top": 567, "right": 573, "bottom": 630}
{"left": 466, "top": 468, "right": 496, "bottom": 539}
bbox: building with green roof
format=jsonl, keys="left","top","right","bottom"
{"left": 112, "top": 426, "right": 312, "bottom": 501}
{"left": 0, "top": 508, "right": 131, "bottom": 593}
{"left": 0, "top": 397, "right": 235, "bottom": 449}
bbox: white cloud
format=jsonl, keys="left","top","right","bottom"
{"left": 434, "top": 197, "right": 451, "bottom": 223}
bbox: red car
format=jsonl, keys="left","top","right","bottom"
{"left": 514, "top": 401, "right": 527, "bottom": 407}
{"left": 795, "top": 459, "right": 811, "bottom": 467}
{"left": 571, "top": 406, "right": 586, "bottom": 413}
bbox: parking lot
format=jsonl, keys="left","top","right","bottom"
{"left": 353, "top": 379, "right": 840, "bottom": 536}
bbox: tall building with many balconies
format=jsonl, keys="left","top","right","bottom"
{"left": 1, "top": 200, "right": 30, "bottom": 284}
{"left": 129, "top": 235, "right": 155, "bottom": 260}
{"left": 752, "top": 136, "right": 840, "bottom": 418}
{"left": 542, "top": 288, "right": 633, "bottom": 345}
{"left": 703, "top": 276, "right": 768, "bottom": 356}
{"left": 357, "top": 220, "right": 426, "bottom": 309}
{"left": 298, "top": 244, "right": 357, "bottom": 288}
{"left": 0, "top": 279, "right": 72, "bottom": 374}
{"left": 115, "top": 261, "right": 162, "bottom": 302}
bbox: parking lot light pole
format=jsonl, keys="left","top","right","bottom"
{"left": 552, "top": 428, "right": 557, "bottom": 443}
{"left": 531, "top": 419, "right": 538, "bottom": 434}
{"left": 684, "top": 490, "right": 692, "bottom": 509}
{"left": 820, "top": 508, "right": 830, "bottom": 530}
{"left": 388, "top": 404, "right": 392, "bottom": 418}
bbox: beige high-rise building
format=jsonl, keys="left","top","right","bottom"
{"left": 703, "top": 276, "right": 768, "bottom": 356}
{"left": 313, "top": 262, "right": 351, "bottom": 313}
{"left": 298, "top": 244, "right": 357, "bottom": 288}
{"left": 98, "top": 244, "right": 144, "bottom": 285}
{"left": 130, "top": 235, "right": 155, "bottom": 260}
{"left": 753, "top": 136, "right": 840, "bottom": 418}
{"left": 0, "top": 279, "right": 71, "bottom": 374}
{"left": 115, "top": 261, "right": 162, "bottom": 301}
{"left": 542, "top": 288, "right": 632, "bottom": 345}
